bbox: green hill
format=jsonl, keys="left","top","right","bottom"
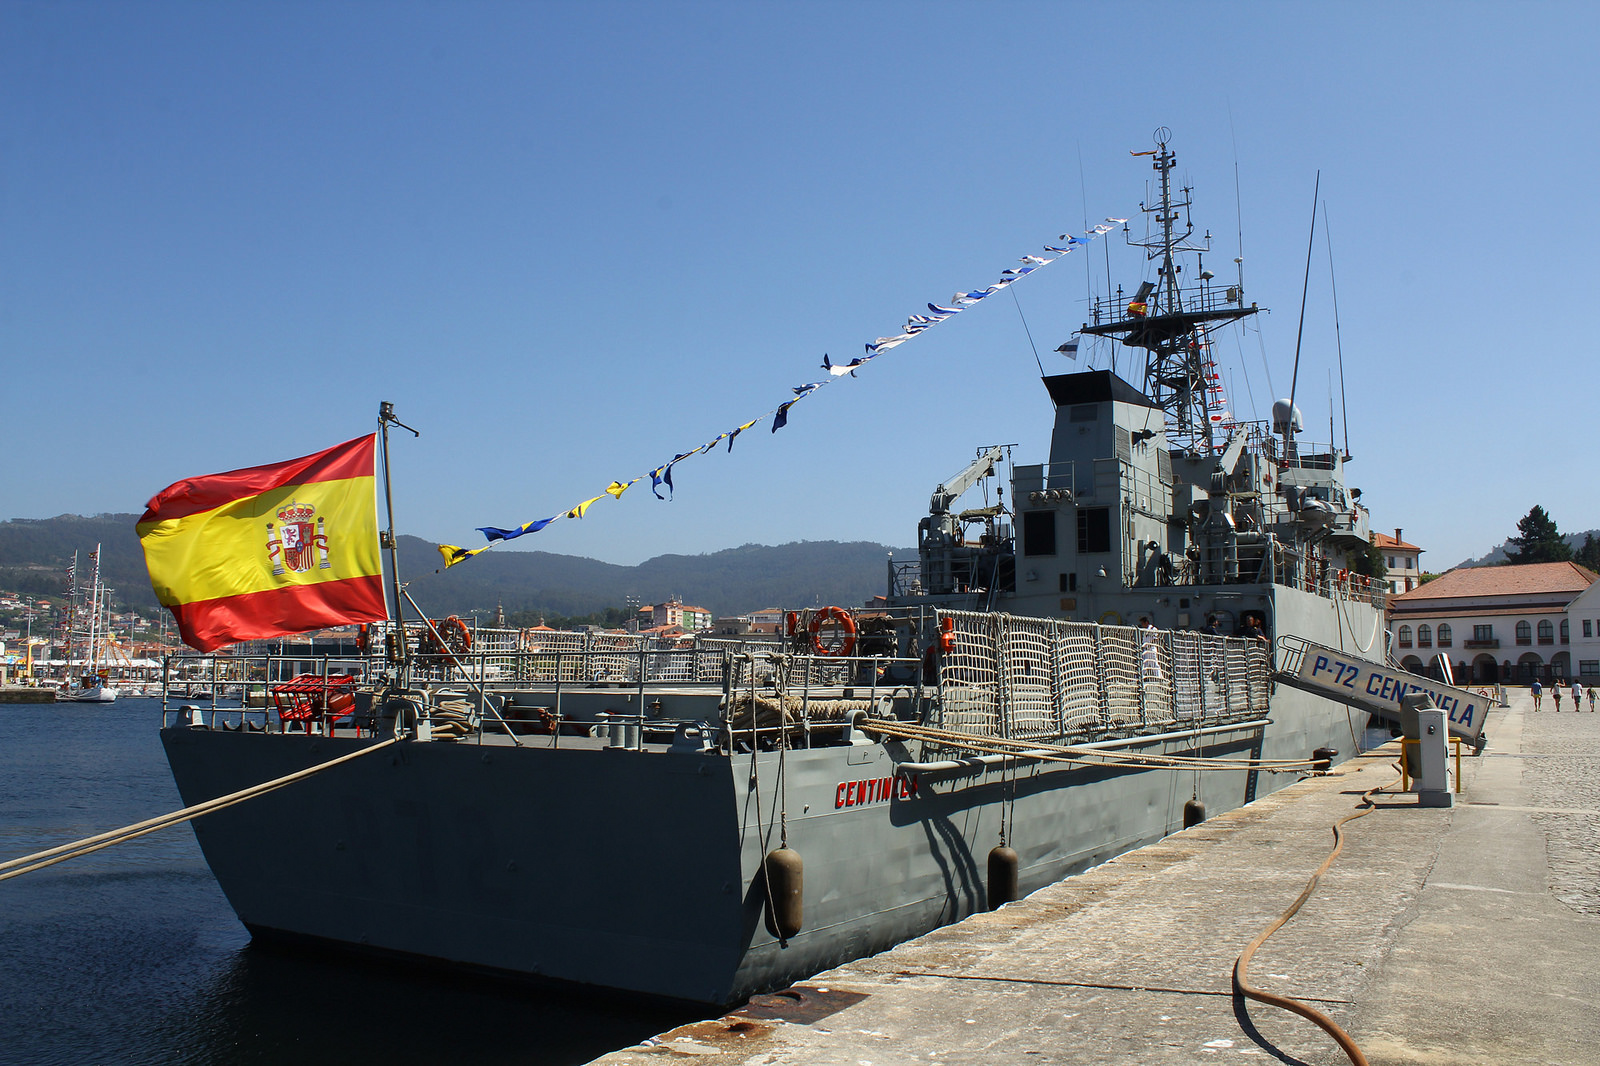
{"left": 0, "top": 514, "right": 913, "bottom": 621}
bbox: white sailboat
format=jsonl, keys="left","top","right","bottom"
{"left": 56, "top": 546, "right": 119, "bottom": 702}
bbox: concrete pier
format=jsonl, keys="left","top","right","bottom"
{"left": 0, "top": 686, "right": 55, "bottom": 703}
{"left": 591, "top": 693, "right": 1600, "bottom": 1065}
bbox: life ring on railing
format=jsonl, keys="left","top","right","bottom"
{"left": 809, "top": 606, "right": 857, "bottom": 657}
{"left": 1099, "top": 610, "right": 1123, "bottom": 627}
{"left": 357, "top": 624, "right": 371, "bottom": 653}
{"left": 422, "top": 615, "right": 473, "bottom": 657}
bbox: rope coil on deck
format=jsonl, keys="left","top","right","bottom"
{"left": 0, "top": 737, "right": 399, "bottom": 883}
{"left": 725, "top": 694, "right": 876, "bottom": 731}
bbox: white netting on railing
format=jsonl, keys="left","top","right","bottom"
{"left": 520, "top": 630, "right": 588, "bottom": 681}
{"left": 1171, "top": 631, "right": 1205, "bottom": 720}
{"left": 1055, "top": 622, "right": 1104, "bottom": 733}
{"left": 936, "top": 615, "right": 1000, "bottom": 736}
{"left": 1099, "top": 627, "right": 1144, "bottom": 728}
{"left": 937, "top": 611, "right": 1270, "bottom": 740}
{"left": 1137, "top": 627, "right": 1176, "bottom": 727}
{"left": 1000, "top": 616, "right": 1058, "bottom": 740}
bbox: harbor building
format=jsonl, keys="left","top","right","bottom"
{"left": 1387, "top": 561, "right": 1597, "bottom": 683}
{"left": 1562, "top": 578, "right": 1600, "bottom": 680}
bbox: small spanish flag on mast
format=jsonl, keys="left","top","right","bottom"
{"left": 138, "top": 434, "right": 389, "bottom": 651}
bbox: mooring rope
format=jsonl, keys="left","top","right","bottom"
{"left": 0, "top": 737, "right": 399, "bottom": 883}
{"left": 860, "top": 718, "right": 1322, "bottom": 773}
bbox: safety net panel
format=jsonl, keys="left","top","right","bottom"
{"left": 1055, "top": 621, "right": 1105, "bottom": 734}
{"left": 999, "top": 615, "right": 1059, "bottom": 740}
{"left": 1098, "top": 625, "right": 1145, "bottom": 729}
{"left": 1169, "top": 630, "right": 1205, "bottom": 720}
{"left": 935, "top": 612, "right": 1001, "bottom": 738}
{"left": 938, "top": 610, "right": 1271, "bottom": 742}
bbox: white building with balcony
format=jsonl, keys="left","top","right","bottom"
{"left": 1372, "top": 528, "right": 1423, "bottom": 595}
{"left": 1387, "top": 561, "right": 1597, "bottom": 684}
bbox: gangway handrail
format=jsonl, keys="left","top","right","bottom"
{"left": 1272, "top": 634, "right": 1491, "bottom": 744}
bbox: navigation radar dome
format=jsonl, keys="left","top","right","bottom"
{"left": 1271, "top": 399, "right": 1303, "bottom": 435}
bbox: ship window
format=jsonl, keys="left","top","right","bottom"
{"left": 1070, "top": 404, "right": 1098, "bottom": 423}
{"left": 1022, "top": 510, "right": 1057, "bottom": 556}
{"left": 1077, "top": 508, "right": 1111, "bottom": 553}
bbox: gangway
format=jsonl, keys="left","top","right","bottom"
{"left": 1275, "top": 636, "right": 1491, "bottom": 746}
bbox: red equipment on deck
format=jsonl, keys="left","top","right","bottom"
{"left": 270, "top": 674, "right": 359, "bottom": 730}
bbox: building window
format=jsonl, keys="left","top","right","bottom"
{"left": 1387, "top": 556, "right": 1396, "bottom": 569}
{"left": 1538, "top": 619, "right": 1554, "bottom": 645}
{"left": 1437, "top": 623, "right": 1452, "bottom": 647}
{"left": 1582, "top": 661, "right": 1600, "bottom": 678}
{"left": 1586, "top": 620, "right": 1594, "bottom": 639}
{"left": 1516, "top": 620, "right": 1532, "bottom": 645}
{"left": 1397, "top": 625, "right": 1412, "bottom": 648}
{"left": 1022, "top": 511, "right": 1057, "bottom": 556}
{"left": 1077, "top": 508, "right": 1111, "bottom": 553}
{"left": 1560, "top": 619, "right": 1569, "bottom": 644}
{"left": 1417, "top": 624, "right": 1432, "bottom": 648}
{"left": 1474, "top": 624, "right": 1493, "bottom": 643}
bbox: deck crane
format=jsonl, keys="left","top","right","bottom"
{"left": 916, "top": 445, "right": 1012, "bottom": 599}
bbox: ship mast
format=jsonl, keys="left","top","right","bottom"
{"left": 1080, "top": 128, "right": 1261, "bottom": 454}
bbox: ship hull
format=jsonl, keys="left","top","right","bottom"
{"left": 162, "top": 624, "right": 1368, "bottom": 1007}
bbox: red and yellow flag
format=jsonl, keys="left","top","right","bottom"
{"left": 138, "top": 434, "right": 388, "bottom": 651}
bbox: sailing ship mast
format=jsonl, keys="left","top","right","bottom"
{"left": 1080, "top": 127, "right": 1262, "bottom": 455}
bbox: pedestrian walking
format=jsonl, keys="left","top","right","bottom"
{"left": 1554, "top": 685, "right": 1563, "bottom": 711}
{"left": 1574, "top": 682, "right": 1584, "bottom": 713}
{"left": 1589, "top": 687, "right": 1596, "bottom": 713}
{"left": 1532, "top": 678, "right": 1543, "bottom": 710}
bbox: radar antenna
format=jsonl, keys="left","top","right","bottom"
{"left": 1079, "top": 129, "right": 1262, "bottom": 453}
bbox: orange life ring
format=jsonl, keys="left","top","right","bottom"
{"left": 423, "top": 615, "right": 473, "bottom": 657}
{"left": 809, "top": 607, "right": 857, "bottom": 657}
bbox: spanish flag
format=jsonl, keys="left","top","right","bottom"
{"left": 138, "top": 434, "right": 388, "bottom": 651}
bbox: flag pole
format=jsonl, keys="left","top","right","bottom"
{"left": 378, "top": 402, "right": 419, "bottom": 682}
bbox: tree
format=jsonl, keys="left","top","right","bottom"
{"left": 1505, "top": 505, "right": 1572, "bottom": 565}
{"left": 1576, "top": 533, "right": 1600, "bottom": 573}
{"left": 1349, "top": 541, "right": 1388, "bottom": 585}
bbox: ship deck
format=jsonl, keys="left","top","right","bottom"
{"left": 590, "top": 690, "right": 1600, "bottom": 1066}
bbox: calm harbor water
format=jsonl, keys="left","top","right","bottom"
{"left": 0, "top": 699, "right": 693, "bottom": 1066}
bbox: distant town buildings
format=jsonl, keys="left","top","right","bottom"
{"left": 1387, "top": 561, "right": 1598, "bottom": 684}
{"left": 636, "top": 597, "right": 712, "bottom": 632}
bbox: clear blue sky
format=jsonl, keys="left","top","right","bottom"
{"left": 4, "top": 1, "right": 1596, "bottom": 573}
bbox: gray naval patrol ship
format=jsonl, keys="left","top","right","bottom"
{"left": 161, "top": 132, "right": 1386, "bottom": 1007}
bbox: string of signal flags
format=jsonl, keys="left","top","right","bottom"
{"left": 435, "top": 218, "right": 1130, "bottom": 570}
